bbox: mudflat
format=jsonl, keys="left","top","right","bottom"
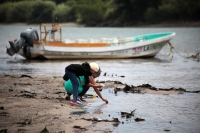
{"left": 0, "top": 73, "right": 190, "bottom": 132}
{"left": 0, "top": 73, "right": 114, "bottom": 133}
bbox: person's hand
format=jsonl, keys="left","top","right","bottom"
{"left": 103, "top": 98, "right": 108, "bottom": 104}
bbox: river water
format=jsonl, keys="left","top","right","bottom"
{"left": 0, "top": 25, "right": 200, "bottom": 132}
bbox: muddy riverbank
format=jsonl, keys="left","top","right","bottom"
{"left": 0, "top": 73, "right": 199, "bottom": 132}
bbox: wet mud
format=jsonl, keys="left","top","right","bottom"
{"left": 0, "top": 73, "right": 199, "bottom": 132}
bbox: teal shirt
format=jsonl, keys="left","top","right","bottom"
{"left": 64, "top": 76, "right": 85, "bottom": 94}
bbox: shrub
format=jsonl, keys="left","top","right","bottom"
{"left": 52, "top": 3, "right": 76, "bottom": 22}
{"left": 75, "top": 0, "right": 105, "bottom": 26}
{"left": 28, "top": 1, "right": 56, "bottom": 24}
{"left": 0, "top": 3, "right": 12, "bottom": 23}
{"left": 5, "top": 1, "right": 34, "bottom": 23}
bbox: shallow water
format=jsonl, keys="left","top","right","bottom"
{"left": 1, "top": 57, "right": 199, "bottom": 91}
{"left": 86, "top": 89, "right": 200, "bottom": 133}
{"left": 0, "top": 25, "right": 200, "bottom": 132}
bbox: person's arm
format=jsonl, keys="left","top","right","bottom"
{"left": 88, "top": 83, "right": 102, "bottom": 88}
{"left": 93, "top": 86, "right": 108, "bottom": 104}
{"left": 88, "top": 77, "right": 108, "bottom": 104}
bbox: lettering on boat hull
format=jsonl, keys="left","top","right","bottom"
{"left": 144, "top": 42, "right": 166, "bottom": 51}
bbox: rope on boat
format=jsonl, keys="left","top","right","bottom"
{"left": 168, "top": 42, "right": 174, "bottom": 56}
{"left": 168, "top": 42, "right": 187, "bottom": 58}
{"left": 168, "top": 42, "right": 200, "bottom": 62}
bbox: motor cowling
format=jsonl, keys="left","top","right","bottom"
{"left": 20, "top": 28, "right": 39, "bottom": 47}
{"left": 6, "top": 28, "right": 39, "bottom": 58}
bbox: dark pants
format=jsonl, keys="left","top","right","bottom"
{"left": 65, "top": 69, "right": 79, "bottom": 102}
{"left": 79, "top": 85, "right": 90, "bottom": 96}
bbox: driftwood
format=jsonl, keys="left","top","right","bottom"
{"left": 81, "top": 117, "right": 120, "bottom": 123}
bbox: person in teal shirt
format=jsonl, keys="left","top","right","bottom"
{"left": 64, "top": 76, "right": 85, "bottom": 95}
{"left": 64, "top": 75, "right": 108, "bottom": 104}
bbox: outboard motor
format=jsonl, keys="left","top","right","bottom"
{"left": 6, "top": 28, "right": 39, "bottom": 59}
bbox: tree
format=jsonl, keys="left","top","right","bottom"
{"left": 110, "top": 0, "right": 149, "bottom": 26}
{"left": 75, "top": 0, "right": 105, "bottom": 26}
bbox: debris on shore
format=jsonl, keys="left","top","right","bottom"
{"left": 121, "top": 109, "right": 136, "bottom": 118}
{"left": 135, "top": 117, "right": 145, "bottom": 122}
{"left": 97, "top": 80, "right": 200, "bottom": 94}
{"left": 81, "top": 117, "right": 120, "bottom": 123}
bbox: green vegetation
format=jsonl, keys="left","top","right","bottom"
{"left": 0, "top": 0, "right": 199, "bottom": 26}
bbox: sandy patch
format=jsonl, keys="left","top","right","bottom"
{"left": 0, "top": 73, "right": 113, "bottom": 133}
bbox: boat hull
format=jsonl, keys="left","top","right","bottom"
{"left": 29, "top": 41, "right": 168, "bottom": 59}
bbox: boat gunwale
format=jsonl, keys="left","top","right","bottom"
{"left": 39, "top": 32, "right": 175, "bottom": 53}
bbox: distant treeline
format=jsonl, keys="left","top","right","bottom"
{"left": 0, "top": 0, "right": 200, "bottom": 26}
